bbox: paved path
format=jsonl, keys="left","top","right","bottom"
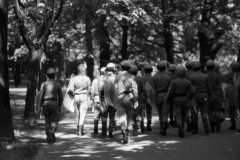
{"left": 34, "top": 109, "right": 240, "bottom": 160}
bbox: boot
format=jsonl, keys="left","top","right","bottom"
{"left": 141, "top": 120, "right": 146, "bottom": 133}
{"left": 187, "top": 123, "right": 192, "bottom": 132}
{"left": 161, "top": 122, "right": 167, "bottom": 136}
{"left": 203, "top": 119, "right": 210, "bottom": 136}
{"left": 229, "top": 119, "right": 237, "bottom": 130}
{"left": 78, "top": 125, "right": 84, "bottom": 136}
{"left": 108, "top": 123, "right": 114, "bottom": 138}
{"left": 46, "top": 131, "right": 51, "bottom": 143}
{"left": 121, "top": 130, "right": 128, "bottom": 144}
{"left": 191, "top": 124, "right": 198, "bottom": 135}
{"left": 93, "top": 120, "right": 99, "bottom": 134}
{"left": 146, "top": 120, "right": 152, "bottom": 131}
{"left": 50, "top": 132, "right": 56, "bottom": 143}
{"left": 76, "top": 126, "right": 79, "bottom": 136}
{"left": 102, "top": 121, "right": 107, "bottom": 137}
{"left": 178, "top": 126, "right": 185, "bottom": 138}
{"left": 210, "top": 122, "right": 215, "bottom": 133}
{"left": 127, "top": 130, "right": 132, "bottom": 142}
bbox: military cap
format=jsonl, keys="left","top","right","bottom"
{"left": 185, "top": 60, "right": 193, "bottom": 68}
{"left": 129, "top": 65, "right": 139, "bottom": 74}
{"left": 168, "top": 64, "right": 176, "bottom": 71}
{"left": 206, "top": 60, "right": 215, "bottom": 67}
{"left": 120, "top": 60, "right": 131, "bottom": 68}
{"left": 106, "top": 63, "right": 115, "bottom": 72}
{"left": 157, "top": 61, "right": 167, "bottom": 69}
{"left": 161, "top": 60, "right": 169, "bottom": 67}
{"left": 46, "top": 68, "right": 56, "bottom": 75}
{"left": 231, "top": 61, "right": 240, "bottom": 72}
{"left": 176, "top": 66, "right": 187, "bottom": 75}
{"left": 192, "top": 61, "right": 201, "bottom": 69}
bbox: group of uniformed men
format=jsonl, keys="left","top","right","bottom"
{"left": 39, "top": 59, "right": 240, "bottom": 144}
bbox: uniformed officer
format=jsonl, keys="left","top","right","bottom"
{"left": 189, "top": 61, "right": 210, "bottom": 135}
{"left": 129, "top": 65, "right": 147, "bottom": 136}
{"left": 142, "top": 64, "right": 154, "bottom": 131}
{"left": 226, "top": 62, "right": 240, "bottom": 131}
{"left": 185, "top": 60, "right": 194, "bottom": 132}
{"left": 153, "top": 61, "right": 172, "bottom": 136}
{"left": 40, "top": 68, "right": 63, "bottom": 143}
{"left": 103, "top": 63, "right": 117, "bottom": 138}
{"left": 169, "top": 66, "right": 192, "bottom": 138}
{"left": 206, "top": 60, "right": 224, "bottom": 133}
{"left": 113, "top": 60, "right": 138, "bottom": 144}
{"left": 168, "top": 64, "right": 177, "bottom": 126}
{"left": 68, "top": 61, "right": 91, "bottom": 136}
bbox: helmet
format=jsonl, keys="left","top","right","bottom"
{"left": 168, "top": 64, "right": 176, "bottom": 71}
{"left": 185, "top": 60, "right": 193, "bottom": 69}
{"left": 120, "top": 60, "right": 131, "bottom": 68}
{"left": 206, "top": 60, "right": 215, "bottom": 67}
{"left": 129, "top": 65, "right": 138, "bottom": 75}
{"left": 46, "top": 68, "right": 56, "bottom": 75}
{"left": 176, "top": 66, "right": 187, "bottom": 75}
{"left": 157, "top": 61, "right": 167, "bottom": 69}
{"left": 193, "top": 61, "right": 201, "bottom": 69}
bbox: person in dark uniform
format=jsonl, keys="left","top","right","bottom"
{"left": 153, "top": 61, "right": 172, "bottom": 136}
{"left": 40, "top": 68, "right": 63, "bottom": 143}
{"left": 205, "top": 60, "right": 223, "bottom": 133}
{"left": 169, "top": 66, "right": 192, "bottom": 138}
{"left": 168, "top": 64, "right": 177, "bottom": 126}
{"left": 142, "top": 64, "right": 154, "bottom": 131}
{"left": 226, "top": 61, "right": 240, "bottom": 131}
{"left": 185, "top": 60, "right": 194, "bottom": 132}
{"left": 189, "top": 61, "right": 210, "bottom": 135}
{"left": 129, "top": 65, "right": 147, "bottom": 136}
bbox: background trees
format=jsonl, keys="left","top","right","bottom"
{"left": 4, "top": 0, "right": 240, "bottom": 124}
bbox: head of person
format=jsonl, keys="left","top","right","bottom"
{"left": 192, "top": 61, "right": 201, "bottom": 71}
{"left": 157, "top": 61, "right": 167, "bottom": 71}
{"left": 100, "top": 67, "right": 106, "bottom": 76}
{"left": 77, "top": 60, "right": 87, "bottom": 74}
{"left": 168, "top": 64, "right": 176, "bottom": 74}
{"left": 105, "top": 63, "right": 115, "bottom": 74}
{"left": 46, "top": 68, "right": 56, "bottom": 79}
{"left": 176, "top": 66, "right": 187, "bottom": 77}
{"left": 129, "top": 65, "right": 139, "bottom": 76}
{"left": 120, "top": 60, "right": 131, "bottom": 71}
{"left": 185, "top": 60, "right": 193, "bottom": 70}
{"left": 161, "top": 60, "right": 169, "bottom": 68}
{"left": 143, "top": 63, "right": 153, "bottom": 74}
{"left": 206, "top": 60, "right": 215, "bottom": 71}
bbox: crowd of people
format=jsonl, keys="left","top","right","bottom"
{"left": 38, "top": 59, "right": 240, "bottom": 144}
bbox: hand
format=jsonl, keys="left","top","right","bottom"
{"left": 134, "top": 101, "right": 138, "bottom": 109}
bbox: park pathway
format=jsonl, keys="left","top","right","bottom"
{"left": 34, "top": 109, "right": 240, "bottom": 160}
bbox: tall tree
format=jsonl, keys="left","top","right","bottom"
{"left": 0, "top": 0, "right": 15, "bottom": 142}
{"left": 14, "top": 0, "right": 64, "bottom": 122}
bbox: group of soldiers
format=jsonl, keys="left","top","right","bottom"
{"left": 39, "top": 59, "right": 240, "bottom": 144}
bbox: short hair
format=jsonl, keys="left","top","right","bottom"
{"left": 47, "top": 73, "right": 55, "bottom": 79}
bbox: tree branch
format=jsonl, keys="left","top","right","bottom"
{"left": 211, "top": 42, "right": 224, "bottom": 56}
{"left": 14, "top": 0, "right": 35, "bottom": 53}
{"left": 53, "top": 0, "right": 64, "bottom": 22}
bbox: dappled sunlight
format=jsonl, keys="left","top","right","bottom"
{"left": 158, "top": 141, "right": 180, "bottom": 145}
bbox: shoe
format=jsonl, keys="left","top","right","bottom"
{"left": 141, "top": 120, "right": 146, "bottom": 133}
{"left": 187, "top": 124, "right": 192, "bottom": 132}
{"left": 146, "top": 120, "right": 152, "bottom": 131}
{"left": 78, "top": 125, "right": 85, "bottom": 136}
{"left": 93, "top": 120, "right": 99, "bottom": 134}
{"left": 179, "top": 127, "right": 185, "bottom": 138}
{"left": 229, "top": 119, "right": 237, "bottom": 130}
{"left": 108, "top": 134, "right": 113, "bottom": 138}
{"left": 102, "top": 121, "right": 107, "bottom": 137}
{"left": 50, "top": 133, "right": 56, "bottom": 143}
{"left": 121, "top": 130, "right": 128, "bottom": 144}
{"left": 132, "top": 130, "right": 138, "bottom": 137}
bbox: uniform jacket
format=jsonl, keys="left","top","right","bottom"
{"left": 68, "top": 74, "right": 91, "bottom": 95}
{"left": 153, "top": 71, "right": 171, "bottom": 93}
{"left": 189, "top": 71, "right": 210, "bottom": 96}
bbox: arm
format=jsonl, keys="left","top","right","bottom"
{"left": 39, "top": 83, "right": 45, "bottom": 106}
{"left": 58, "top": 86, "right": 63, "bottom": 110}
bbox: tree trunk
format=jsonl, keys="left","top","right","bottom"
{"left": 97, "top": 15, "right": 110, "bottom": 68}
{"left": 0, "top": 0, "right": 16, "bottom": 142}
{"left": 163, "top": 17, "right": 174, "bottom": 63}
{"left": 23, "top": 50, "right": 42, "bottom": 122}
{"left": 85, "top": 11, "right": 94, "bottom": 81}
{"left": 121, "top": 25, "right": 129, "bottom": 60}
